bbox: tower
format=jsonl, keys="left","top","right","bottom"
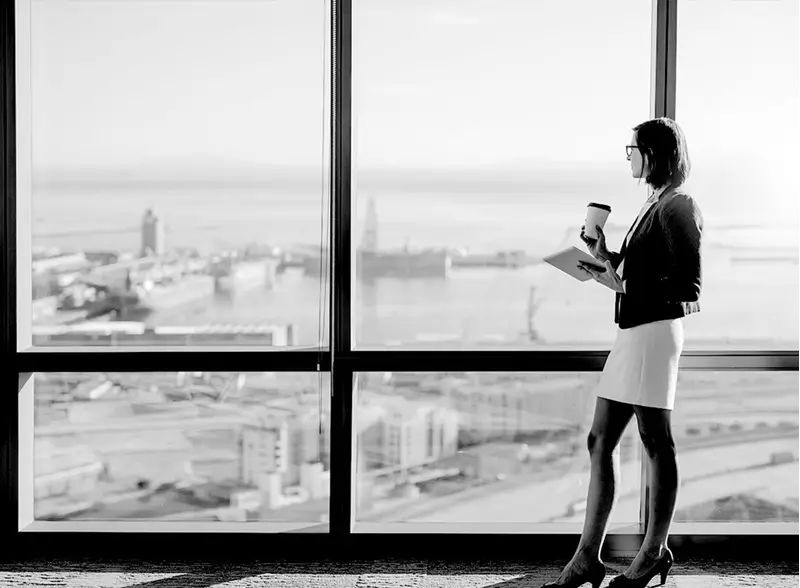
{"left": 140, "top": 208, "right": 165, "bottom": 258}
{"left": 361, "top": 197, "right": 378, "bottom": 252}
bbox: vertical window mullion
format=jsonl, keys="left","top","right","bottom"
{"left": 329, "top": 365, "right": 356, "bottom": 535}
{"left": 1, "top": 0, "right": 19, "bottom": 547}
{"left": 329, "top": 0, "right": 354, "bottom": 537}
{"left": 2, "top": 0, "right": 17, "bottom": 357}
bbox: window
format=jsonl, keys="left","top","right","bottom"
{"left": 6, "top": 0, "right": 797, "bottom": 551}
{"left": 675, "top": 0, "right": 799, "bottom": 349}
{"left": 29, "top": 372, "right": 330, "bottom": 525}
{"left": 355, "top": 370, "right": 798, "bottom": 525}
{"left": 25, "top": 0, "right": 330, "bottom": 349}
{"left": 352, "top": 0, "right": 652, "bottom": 350}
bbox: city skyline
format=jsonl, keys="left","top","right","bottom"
{"left": 32, "top": 369, "right": 799, "bottom": 524}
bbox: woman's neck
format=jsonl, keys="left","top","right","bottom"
{"left": 649, "top": 181, "right": 672, "bottom": 197}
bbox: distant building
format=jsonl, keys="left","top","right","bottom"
{"left": 357, "top": 396, "right": 459, "bottom": 470}
{"left": 445, "top": 378, "right": 584, "bottom": 444}
{"left": 187, "top": 480, "right": 261, "bottom": 511}
{"left": 357, "top": 249, "right": 451, "bottom": 279}
{"left": 32, "top": 252, "right": 89, "bottom": 275}
{"left": 249, "top": 395, "right": 332, "bottom": 485}
{"left": 446, "top": 442, "right": 528, "bottom": 481}
{"left": 362, "top": 197, "right": 379, "bottom": 252}
{"left": 285, "top": 409, "right": 326, "bottom": 485}
{"left": 238, "top": 404, "right": 332, "bottom": 511}
{"left": 32, "top": 323, "right": 292, "bottom": 346}
{"left": 240, "top": 418, "right": 289, "bottom": 485}
{"left": 358, "top": 197, "right": 450, "bottom": 279}
{"left": 141, "top": 208, "right": 165, "bottom": 258}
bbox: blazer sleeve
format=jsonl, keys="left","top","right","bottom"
{"left": 657, "top": 194, "right": 703, "bottom": 302}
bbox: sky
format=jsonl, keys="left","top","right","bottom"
{"left": 19, "top": 0, "right": 800, "bottom": 223}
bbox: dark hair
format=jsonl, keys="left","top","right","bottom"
{"left": 632, "top": 117, "right": 691, "bottom": 189}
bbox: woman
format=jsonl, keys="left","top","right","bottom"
{"left": 542, "top": 117, "right": 702, "bottom": 588}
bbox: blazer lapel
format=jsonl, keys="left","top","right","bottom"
{"left": 617, "top": 184, "right": 679, "bottom": 280}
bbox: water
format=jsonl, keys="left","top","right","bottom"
{"left": 31, "top": 182, "right": 800, "bottom": 348}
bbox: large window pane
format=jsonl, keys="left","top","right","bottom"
{"left": 33, "top": 372, "right": 330, "bottom": 523}
{"left": 676, "top": 0, "right": 799, "bottom": 349}
{"left": 28, "top": 0, "right": 330, "bottom": 347}
{"left": 672, "top": 372, "right": 798, "bottom": 523}
{"left": 354, "top": 372, "right": 643, "bottom": 524}
{"left": 354, "top": 370, "right": 799, "bottom": 526}
{"left": 352, "top": 1, "right": 652, "bottom": 349}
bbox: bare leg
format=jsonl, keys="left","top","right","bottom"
{"left": 623, "top": 405, "right": 679, "bottom": 578}
{"left": 552, "top": 397, "right": 634, "bottom": 584}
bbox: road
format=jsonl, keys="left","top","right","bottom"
{"left": 364, "top": 434, "right": 797, "bottom": 523}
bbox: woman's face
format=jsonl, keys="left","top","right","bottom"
{"left": 628, "top": 132, "right": 648, "bottom": 179}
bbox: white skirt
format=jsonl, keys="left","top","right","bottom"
{"left": 594, "top": 318, "right": 684, "bottom": 410}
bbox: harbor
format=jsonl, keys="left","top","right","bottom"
{"left": 29, "top": 196, "right": 799, "bottom": 349}
{"left": 31, "top": 199, "right": 549, "bottom": 346}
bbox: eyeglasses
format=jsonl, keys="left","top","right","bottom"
{"left": 626, "top": 145, "right": 641, "bottom": 157}
{"left": 626, "top": 145, "right": 649, "bottom": 157}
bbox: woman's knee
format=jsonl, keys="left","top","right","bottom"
{"left": 587, "top": 430, "right": 619, "bottom": 456}
{"left": 635, "top": 406, "right": 677, "bottom": 458}
{"left": 639, "top": 430, "right": 676, "bottom": 458}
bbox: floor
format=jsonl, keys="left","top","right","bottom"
{"left": 0, "top": 557, "right": 796, "bottom": 587}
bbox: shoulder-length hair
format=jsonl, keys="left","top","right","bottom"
{"left": 633, "top": 117, "right": 691, "bottom": 189}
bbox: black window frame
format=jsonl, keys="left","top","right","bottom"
{"left": 1, "top": 0, "right": 797, "bottom": 561}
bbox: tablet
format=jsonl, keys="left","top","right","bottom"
{"left": 543, "top": 246, "right": 607, "bottom": 282}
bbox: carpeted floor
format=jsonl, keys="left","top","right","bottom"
{"left": 0, "top": 557, "right": 796, "bottom": 587}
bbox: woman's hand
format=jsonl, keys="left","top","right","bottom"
{"left": 580, "top": 225, "right": 612, "bottom": 263}
{"left": 578, "top": 260, "right": 625, "bottom": 293}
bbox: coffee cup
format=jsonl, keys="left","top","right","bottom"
{"left": 584, "top": 203, "right": 611, "bottom": 240}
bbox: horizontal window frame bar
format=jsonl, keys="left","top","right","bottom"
{"left": 6, "top": 528, "right": 798, "bottom": 562}
{"left": 13, "top": 349, "right": 797, "bottom": 373}
{"left": 14, "top": 349, "right": 332, "bottom": 372}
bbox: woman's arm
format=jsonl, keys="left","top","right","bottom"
{"left": 657, "top": 194, "right": 703, "bottom": 302}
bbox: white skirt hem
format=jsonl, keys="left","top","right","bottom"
{"left": 594, "top": 318, "right": 684, "bottom": 411}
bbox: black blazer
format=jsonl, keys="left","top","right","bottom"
{"left": 608, "top": 184, "right": 703, "bottom": 329}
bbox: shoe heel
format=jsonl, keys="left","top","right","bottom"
{"left": 591, "top": 562, "right": 606, "bottom": 588}
{"left": 659, "top": 558, "right": 673, "bottom": 585}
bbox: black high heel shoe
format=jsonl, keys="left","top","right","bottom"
{"left": 607, "top": 547, "right": 674, "bottom": 587}
{"left": 541, "top": 560, "right": 606, "bottom": 588}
